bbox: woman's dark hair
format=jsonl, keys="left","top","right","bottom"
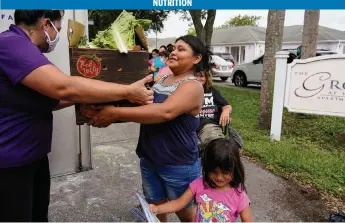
{"left": 201, "top": 138, "right": 245, "bottom": 193}
{"left": 175, "top": 35, "right": 212, "bottom": 73}
{"left": 159, "top": 50, "right": 170, "bottom": 58}
{"left": 152, "top": 49, "right": 159, "bottom": 54}
{"left": 159, "top": 45, "right": 167, "bottom": 51}
{"left": 14, "top": 10, "right": 63, "bottom": 26}
{"left": 167, "top": 44, "right": 174, "bottom": 53}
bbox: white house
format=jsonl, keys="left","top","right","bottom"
{"left": 147, "top": 37, "right": 176, "bottom": 51}
{"left": 147, "top": 25, "right": 345, "bottom": 64}
{"left": 211, "top": 25, "right": 345, "bottom": 64}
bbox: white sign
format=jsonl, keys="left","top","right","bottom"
{"left": 0, "top": 10, "right": 15, "bottom": 29}
{"left": 285, "top": 55, "right": 345, "bottom": 117}
{"left": 270, "top": 52, "right": 345, "bottom": 141}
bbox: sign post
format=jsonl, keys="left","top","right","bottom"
{"left": 270, "top": 51, "right": 289, "bottom": 141}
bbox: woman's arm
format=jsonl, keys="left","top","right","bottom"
{"left": 149, "top": 188, "right": 194, "bottom": 215}
{"left": 53, "top": 101, "right": 75, "bottom": 111}
{"left": 222, "top": 105, "right": 232, "bottom": 113}
{"left": 89, "top": 80, "right": 204, "bottom": 127}
{"left": 20, "top": 65, "right": 154, "bottom": 105}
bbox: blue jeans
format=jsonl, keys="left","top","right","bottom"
{"left": 140, "top": 157, "right": 201, "bottom": 209}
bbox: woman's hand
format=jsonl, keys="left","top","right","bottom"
{"left": 149, "top": 204, "right": 159, "bottom": 215}
{"left": 87, "top": 105, "right": 117, "bottom": 128}
{"left": 219, "top": 111, "right": 230, "bottom": 126}
{"left": 219, "top": 105, "right": 232, "bottom": 126}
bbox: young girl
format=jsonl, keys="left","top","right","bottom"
{"left": 154, "top": 51, "right": 172, "bottom": 82}
{"left": 149, "top": 138, "right": 253, "bottom": 222}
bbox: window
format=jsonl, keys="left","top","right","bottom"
{"left": 225, "top": 47, "right": 230, "bottom": 53}
{"left": 241, "top": 46, "right": 245, "bottom": 62}
{"left": 343, "top": 45, "right": 345, "bottom": 54}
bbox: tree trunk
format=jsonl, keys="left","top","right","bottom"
{"left": 301, "top": 10, "right": 320, "bottom": 59}
{"left": 189, "top": 10, "right": 216, "bottom": 47}
{"left": 204, "top": 10, "right": 216, "bottom": 47}
{"left": 189, "top": 10, "right": 204, "bottom": 41}
{"left": 295, "top": 10, "right": 320, "bottom": 119}
{"left": 258, "top": 10, "right": 286, "bottom": 130}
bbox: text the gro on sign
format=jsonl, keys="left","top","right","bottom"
{"left": 284, "top": 55, "right": 345, "bottom": 117}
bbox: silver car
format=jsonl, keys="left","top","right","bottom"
{"left": 210, "top": 55, "right": 234, "bottom": 82}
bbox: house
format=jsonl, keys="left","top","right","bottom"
{"left": 147, "top": 37, "right": 176, "bottom": 50}
{"left": 210, "top": 26, "right": 266, "bottom": 64}
{"left": 211, "top": 25, "right": 345, "bottom": 64}
{"left": 147, "top": 25, "right": 345, "bottom": 64}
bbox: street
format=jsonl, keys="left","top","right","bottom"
{"left": 49, "top": 123, "right": 328, "bottom": 222}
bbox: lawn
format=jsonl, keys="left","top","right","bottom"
{"left": 216, "top": 85, "right": 345, "bottom": 198}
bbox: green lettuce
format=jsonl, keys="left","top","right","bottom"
{"left": 90, "top": 10, "right": 152, "bottom": 52}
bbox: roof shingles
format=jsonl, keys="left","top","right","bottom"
{"left": 148, "top": 25, "right": 345, "bottom": 49}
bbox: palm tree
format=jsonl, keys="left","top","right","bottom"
{"left": 300, "top": 10, "right": 320, "bottom": 59}
{"left": 258, "top": 10, "right": 286, "bottom": 130}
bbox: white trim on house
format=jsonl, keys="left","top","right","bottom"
{"left": 211, "top": 41, "right": 265, "bottom": 46}
{"left": 282, "top": 40, "right": 345, "bottom": 44}
{"left": 212, "top": 40, "right": 345, "bottom": 46}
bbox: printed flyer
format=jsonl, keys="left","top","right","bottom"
{"left": 136, "top": 192, "right": 161, "bottom": 222}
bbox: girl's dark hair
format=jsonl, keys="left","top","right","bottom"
{"left": 201, "top": 138, "right": 246, "bottom": 193}
{"left": 14, "top": 10, "right": 63, "bottom": 26}
{"left": 175, "top": 35, "right": 212, "bottom": 73}
{"left": 152, "top": 49, "right": 159, "bottom": 54}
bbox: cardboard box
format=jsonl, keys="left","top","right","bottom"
{"left": 68, "top": 20, "right": 150, "bottom": 125}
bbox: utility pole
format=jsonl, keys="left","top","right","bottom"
{"left": 155, "top": 29, "right": 158, "bottom": 49}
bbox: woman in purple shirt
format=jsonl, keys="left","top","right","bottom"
{"left": 0, "top": 10, "right": 154, "bottom": 221}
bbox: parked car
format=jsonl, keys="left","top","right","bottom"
{"left": 283, "top": 48, "right": 338, "bottom": 58}
{"left": 230, "top": 49, "right": 337, "bottom": 87}
{"left": 210, "top": 55, "right": 234, "bottom": 81}
{"left": 213, "top": 52, "right": 236, "bottom": 65}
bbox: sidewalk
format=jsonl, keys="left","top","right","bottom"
{"left": 49, "top": 123, "right": 328, "bottom": 221}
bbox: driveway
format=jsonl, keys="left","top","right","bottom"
{"left": 49, "top": 123, "right": 328, "bottom": 222}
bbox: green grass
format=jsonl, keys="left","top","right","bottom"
{"left": 216, "top": 86, "right": 345, "bottom": 198}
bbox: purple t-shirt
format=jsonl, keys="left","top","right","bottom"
{"left": 0, "top": 25, "right": 59, "bottom": 168}
{"left": 190, "top": 177, "right": 250, "bottom": 222}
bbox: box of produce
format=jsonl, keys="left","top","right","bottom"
{"left": 68, "top": 10, "right": 152, "bottom": 125}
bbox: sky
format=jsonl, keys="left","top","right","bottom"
{"left": 147, "top": 10, "right": 345, "bottom": 39}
